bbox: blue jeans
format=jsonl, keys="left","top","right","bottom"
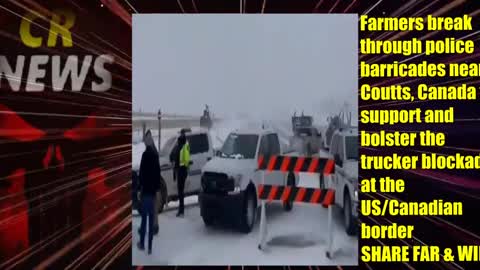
{"left": 139, "top": 194, "right": 155, "bottom": 251}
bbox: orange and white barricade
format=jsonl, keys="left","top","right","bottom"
{"left": 256, "top": 155, "right": 336, "bottom": 258}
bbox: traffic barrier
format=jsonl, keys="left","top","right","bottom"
{"left": 258, "top": 185, "right": 335, "bottom": 207}
{"left": 257, "top": 155, "right": 335, "bottom": 174}
{"left": 257, "top": 155, "right": 336, "bottom": 259}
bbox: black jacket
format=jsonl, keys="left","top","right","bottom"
{"left": 139, "top": 145, "right": 160, "bottom": 196}
{"left": 169, "top": 135, "right": 186, "bottom": 170}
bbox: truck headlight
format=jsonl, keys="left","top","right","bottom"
{"left": 233, "top": 174, "right": 243, "bottom": 187}
{"left": 227, "top": 175, "right": 242, "bottom": 194}
{"left": 354, "top": 189, "right": 358, "bottom": 201}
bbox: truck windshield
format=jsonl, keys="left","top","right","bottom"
{"left": 220, "top": 134, "right": 258, "bottom": 159}
{"left": 159, "top": 136, "right": 177, "bottom": 157}
{"left": 293, "top": 117, "right": 312, "bottom": 127}
{"left": 296, "top": 128, "right": 312, "bottom": 136}
{"left": 345, "top": 135, "right": 358, "bottom": 161}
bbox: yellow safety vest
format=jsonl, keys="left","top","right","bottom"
{"left": 180, "top": 142, "right": 190, "bottom": 167}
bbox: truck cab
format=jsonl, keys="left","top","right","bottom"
{"left": 291, "top": 126, "right": 322, "bottom": 156}
{"left": 132, "top": 128, "right": 214, "bottom": 213}
{"left": 328, "top": 127, "right": 358, "bottom": 235}
{"left": 290, "top": 112, "right": 320, "bottom": 156}
{"left": 200, "top": 105, "right": 212, "bottom": 129}
{"left": 199, "top": 129, "right": 298, "bottom": 233}
{"left": 291, "top": 113, "right": 313, "bottom": 132}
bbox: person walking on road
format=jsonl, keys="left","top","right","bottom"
{"left": 171, "top": 130, "right": 190, "bottom": 217}
{"left": 137, "top": 130, "right": 160, "bottom": 254}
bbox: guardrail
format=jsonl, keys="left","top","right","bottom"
{"left": 132, "top": 118, "right": 202, "bottom": 131}
{"left": 132, "top": 111, "right": 198, "bottom": 119}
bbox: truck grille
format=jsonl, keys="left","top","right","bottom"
{"left": 202, "top": 172, "right": 234, "bottom": 194}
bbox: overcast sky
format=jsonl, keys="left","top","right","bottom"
{"left": 133, "top": 14, "right": 357, "bottom": 124}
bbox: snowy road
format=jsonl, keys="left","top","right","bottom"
{"left": 132, "top": 118, "right": 357, "bottom": 265}
{"left": 132, "top": 174, "right": 358, "bottom": 266}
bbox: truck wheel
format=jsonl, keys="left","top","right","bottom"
{"left": 202, "top": 213, "right": 215, "bottom": 226}
{"left": 199, "top": 195, "right": 215, "bottom": 226}
{"left": 344, "top": 192, "right": 357, "bottom": 236}
{"left": 283, "top": 172, "right": 295, "bottom": 211}
{"left": 239, "top": 187, "right": 257, "bottom": 233}
{"left": 156, "top": 176, "right": 167, "bottom": 213}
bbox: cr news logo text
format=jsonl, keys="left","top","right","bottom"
{"left": 1, "top": 9, "right": 114, "bottom": 92}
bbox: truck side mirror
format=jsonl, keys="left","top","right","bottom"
{"left": 334, "top": 154, "right": 343, "bottom": 167}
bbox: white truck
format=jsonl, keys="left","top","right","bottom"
{"left": 132, "top": 128, "right": 215, "bottom": 213}
{"left": 199, "top": 129, "right": 299, "bottom": 233}
{"left": 327, "top": 127, "right": 358, "bottom": 235}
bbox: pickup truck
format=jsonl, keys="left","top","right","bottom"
{"left": 328, "top": 127, "right": 359, "bottom": 235}
{"left": 199, "top": 129, "right": 299, "bottom": 233}
{"left": 132, "top": 128, "right": 215, "bottom": 213}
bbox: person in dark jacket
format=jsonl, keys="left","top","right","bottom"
{"left": 170, "top": 130, "right": 190, "bottom": 217}
{"left": 137, "top": 130, "right": 160, "bottom": 254}
{"left": 177, "top": 131, "right": 190, "bottom": 217}
{"left": 132, "top": 171, "right": 141, "bottom": 215}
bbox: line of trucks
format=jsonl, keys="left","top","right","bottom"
{"left": 132, "top": 112, "right": 358, "bottom": 235}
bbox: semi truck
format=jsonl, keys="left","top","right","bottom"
{"left": 200, "top": 105, "right": 213, "bottom": 130}
{"left": 290, "top": 112, "right": 321, "bottom": 155}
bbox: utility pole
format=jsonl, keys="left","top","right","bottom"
{"left": 158, "top": 108, "right": 162, "bottom": 152}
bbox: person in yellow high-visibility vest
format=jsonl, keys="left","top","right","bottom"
{"left": 176, "top": 132, "right": 190, "bottom": 217}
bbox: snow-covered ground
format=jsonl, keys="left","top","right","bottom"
{"left": 132, "top": 174, "right": 358, "bottom": 265}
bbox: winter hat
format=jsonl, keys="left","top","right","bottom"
{"left": 143, "top": 130, "right": 155, "bottom": 148}
{"left": 178, "top": 134, "right": 186, "bottom": 146}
